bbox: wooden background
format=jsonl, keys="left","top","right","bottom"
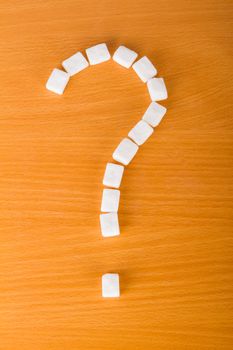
{"left": 0, "top": 1, "right": 232, "bottom": 349}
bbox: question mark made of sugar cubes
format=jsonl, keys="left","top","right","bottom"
{"left": 46, "top": 43, "right": 168, "bottom": 298}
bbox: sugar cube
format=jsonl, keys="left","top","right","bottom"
{"left": 132, "top": 56, "right": 157, "bottom": 83}
{"left": 103, "top": 163, "right": 124, "bottom": 189}
{"left": 100, "top": 213, "right": 120, "bottom": 237}
{"left": 128, "top": 120, "right": 154, "bottom": 146}
{"left": 102, "top": 273, "right": 120, "bottom": 297}
{"left": 147, "top": 78, "right": 168, "bottom": 101}
{"left": 113, "top": 138, "right": 139, "bottom": 166}
{"left": 46, "top": 68, "right": 70, "bottom": 95}
{"left": 86, "top": 43, "right": 111, "bottom": 65}
{"left": 101, "top": 189, "right": 120, "bottom": 212}
{"left": 142, "top": 102, "right": 167, "bottom": 127}
{"left": 62, "top": 51, "right": 89, "bottom": 76}
{"left": 113, "top": 45, "right": 138, "bottom": 68}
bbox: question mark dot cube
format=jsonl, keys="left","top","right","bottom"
{"left": 128, "top": 120, "right": 154, "bottom": 146}
{"left": 147, "top": 78, "right": 168, "bottom": 101}
{"left": 102, "top": 273, "right": 120, "bottom": 297}
{"left": 101, "top": 189, "right": 120, "bottom": 213}
{"left": 46, "top": 68, "right": 70, "bottom": 95}
{"left": 103, "top": 163, "right": 124, "bottom": 189}
{"left": 100, "top": 213, "right": 120, "bottom": 237}
{"left": 142, "top": 102, "right": 167, "bottom": 127}
{"left": 132, "top": 56, "right": 157, "bottom": 83}
{"left": 62, "top": 51, "right": 89, "bottom": 76}
{"left": 113, "top": 45, "right": 138, "bottom": 68}
{"left": 86, "top": 43, "right": 111, "bottom": 65}
{"left": 113, "top": 138, "right": 139, "bottom": 166}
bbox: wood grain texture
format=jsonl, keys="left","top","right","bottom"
{"left": 0, "top": 1, "right": 232, "bottom": 349}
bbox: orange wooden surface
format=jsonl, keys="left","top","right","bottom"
{"left": 0, "top": 1, "right": 233, "bottom": 349}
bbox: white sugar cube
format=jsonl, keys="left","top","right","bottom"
{"left": 100, "top": 213, "right": 120, "bottom": 237}
{"left": 113, "top": 45, "right": 138, "bottom": 68}
{"left": 62, "top": 51, "right": 89, "bottom": 76}
{"left": 86, "top": 43, "right": 111, "bottom": 65}
{"left": 102, "top": 273, "right": 120, "bottom": 297}
{"left": 132, "top": 56, "right": 157, "bottom": 83}
{"left": 113, "top": 138, "right": 139, "bottom": 166}
{"left": 103, "top": 163, "right": 124, "bottom": 189}
{"left": 128, "top": 120, "right": 154, "bottom": 146}
{"left": 46, "top": 68, "right": 70, "bottom": 95}
{"left": 101, "top": 189, "right": 120, "bottom": 212}
{"left": 142, "top": 102, "right": 167, "bottom": 127}
{"left": 147, "top": 78, "right": 168, "bottom": 101}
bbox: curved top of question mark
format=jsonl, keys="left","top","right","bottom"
{"left": 46, "top": 43, "right": 168, "bottom": 236}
